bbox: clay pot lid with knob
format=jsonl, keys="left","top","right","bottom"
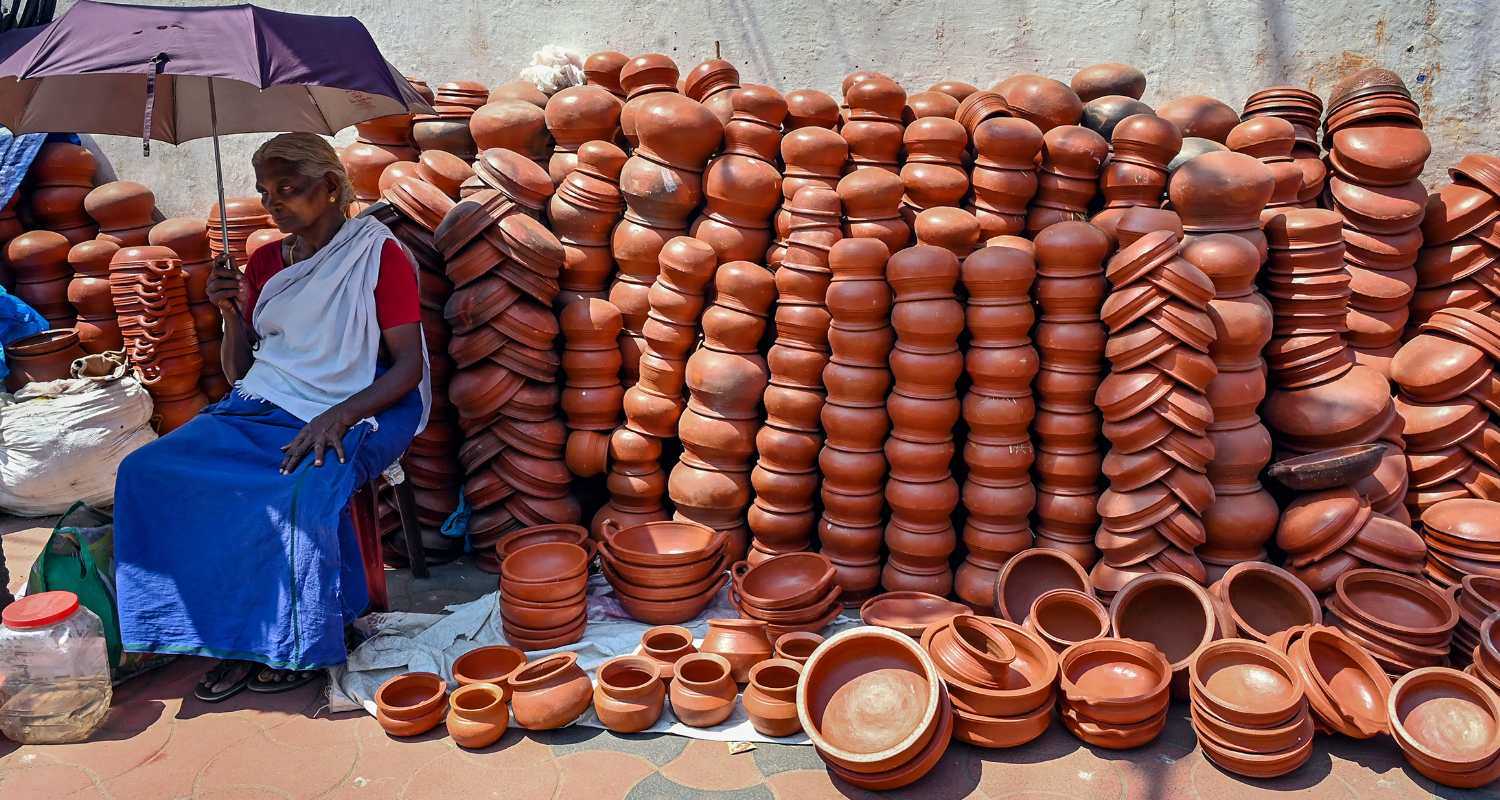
{"left": 993, "top": 547, "right": 1091, "bottom": 624}
{"left": 860, "top": 591, "right": 968, "bottom": 639}
{"left": 783, "top": 89, "right": 839, "bottom": 130}
{"left": 1070, "top": 63, "right": 1146, "bottom": 102}
{"left": 993, "top": 73, "right": 1082, "bottom": 131}
{"left": 1387, "top": 667, "right": 1500, "bottom": 775}
{"left": 1156, "top": 95, "right": 1239, "bottom": 142}
{"left": 1189, "top": 638, "right": 1306, "bottom": 727}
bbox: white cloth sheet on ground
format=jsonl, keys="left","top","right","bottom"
{"left": 326, "top": 573, "right": 861, "bottom": 744}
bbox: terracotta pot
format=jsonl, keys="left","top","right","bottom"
{"left": 1026, "top": 588, "right": 1110, "bottom": 653}
{"left": 926, "top": 614, "right": 1017, "bottom": 688}
{"left": 743, "top": 658, "right": 804, "bottom": 737}
{"left": 505, "top": 652, "right": 592, "bottom": 729}
{"left": 447, "top": 683, "right": 510, "bottom": 748}
{"left": 3, "top": 328, "right": 85, "bottom": 390}
{"left": 773, "top": 631, "right": 824, "bottom": 665}
{"left": 668, "top": 652, "right": 738, "bottom": 727}
{"left": 1189, "top": 639, "right": 1306, "bottom": 727}
{"left": 995, "top": 548, "right": 1092, "bottom": 624}
{"left": 1058, "top": 637, "right": 1171, "bottom": 724}
{"left": 452, "top": 645, "right": 526, "bottom": 698}
{"left": 374, "top": 672, "right": 448, "bottom": 737}
{"left": 1209, "top": 562, "right": 1320, "bottom": 642}
{"left": 1284, "top": 625, "right": 1391, "bottom": 738}
{"left": 593, "top": 656, "right": 665, "bottom": 733}
{"left": 922, "top": 615, "right": 1058, "bottom": 719}
{"left": 1109, "top": 572, "right": 1222, "bottom": 696}
{"left": 700, "top": 618, "right": 774, "bottom": 682}
{"left": 637, "top": 625, "right": 697, "bottom": 685}
{"left": 603, "top": 519, "right": 725, "bottom": 566}
{"left": 1387, "top": 666, "right": 1500, "bottom": 785}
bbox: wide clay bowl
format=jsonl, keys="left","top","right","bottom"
{"left": 495, "top": 524, "right": 590, "bottom": 562}
{"left": 1058, "top": 637, "right": 1172, "bottom": 724}
{"left": 1109, "top": 572, "right": 1221, "bottom": 685}
{"left": 994, "top": 547, "right": 1092, "bottom": 624}
{"left": 602, "top": 550, "right": 730, "bottom": 601}
{"left": 1335, "top": 568, "right": 1459, "bottom": 642}
{"left": 951, "top": 699, "right": 1053, "bottom": 749}
{"left": 1210, "top": 562, "right": 1321, "bottom": 642}
{"left": 796, "top": 626, "right": 946, "bottom": 774}
{"left": 374, "top": 671, "right": 448, "bottom": 725}
{"left": 614, "top": 573, "right": 729, "bottom": 625}
{"left": 860, "top": 591, "right": 969, "bottom": 638}
{"left": 1197, "top": 729, "right": 1314, "bottom": 779}
{"left": 603, "top": 520, "right": 726, "bottom": 567}
{"left": 1292, "top": 625, "right": 1392, "bottom": 736}
{"left": 500, "top": 541, "right": 590, "bottom": 584}
{"left": 733, "top": 552, "right": 837, "bottom": 611}
{"left": 1388, "top": 667, "right": 1500, "bottom": 775}
{"left": 1190, "top": 638, "right": 1306, "bottom": 727}
{"left": 451, "top": 646, "right": 527, "bottom": 696}
{"left": 1190, "top": 700, "right": 1315, "bottom": 756}
{"left": 1266, "top": 443, "right": 1386, "bottom": 491}
{"left": 926, "top": 616, "right": 1058, "bottom": 718}
{"left": 599, "top": 538, "right": 727, "bottom": 588}
{"left": 823, "top": 695, "right": 954, "bottom": 791}
{"left": 1026, "top": 588, "right": 1110, "bottom": 653}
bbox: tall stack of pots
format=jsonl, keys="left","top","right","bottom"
{"left": 549, "top": 140, "right": 627, "bottom": 306}
{"left": 1031, "top": 222, "right": 1111, "bottom": 568}
{"left": 774, "top": 125, "right": 848, "bottom": 269}
{"left": 691, "top": 84, "right": 786, "bottom": 265}
{"left": 560, "top": 298, "right": 622, "bottom": 479}
{"left": 1093, "top": 114, "right": 1181, "bottom": 238}
{"left": 109, "top": 246, "right": 205, "bottom": 432}
{"left": 65, "top": 239, "right": 121, "bottom": 354}
{"left": 751, "top": 187, "right": 842, "bottom": 563}
{"left": 1025, "top": 125, "right": 1107, "bottom": 234}
{"left": 148, "top": 218, "right": 228, "bottom": 400}
{"left": 683, "top": 58, "right": 741, "bottom": 125}
{"left": 206, "top": 197, "right": 272, "bottom": 270}
{"left": 899, "top": 116, "right": 969, "bottom": 224}
{"left": 1409, "top": 155, "right": 1500, "bottom": 331}
{"left": 963, "top": 108, "right": 1042, "bottom": 241}
{"left": 543, "top": 85, "right": 622, "bottom": 190}
{"left": 24, "top": 142, "right": 97, "bottom": 245}
{"left": 7, "top": 230, "right": 75, "bottom": 329}
{"left": 1240, "top": 86, "right": 1326, "bottom": 207}
{"left": 85, "top": 181, "right": 155, "bottom": 247}
{"left": 618, "top": 53, "right": 679, "bottom": 149}
{"left": 842, "top": 74, "right": 906, "bottom": 173}
{"left": 818, "top": 238, "right": 894, "bottom": 603}
{"left": 341, "top": 111, "right": 420, "bottom": 208}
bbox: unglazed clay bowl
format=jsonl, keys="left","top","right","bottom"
{"left": 796, "top": 626, "right": 945, "bottom": 774}
{"left": 1058, "top": 637, "right": 1172, "bottom": 725}
{"left": 1190, "top": 700, "right": 1314, "bottom": 756}
{"left": 1189, "top": 638, "right": 1305, "bottom": 728}
{"left": 495, "top": 524, "right": 591, "bottom": 562}
{"left": 598, "top": 538, "right": 726, "bottom": 587}
{"left": 1335, "top": 568, "right": 1460, "bottom": 642}
{"left": 994, "top": 548, "right": 1092, "bottom": 624}
{"left": 602, "top": 520, "right": 726, "bottom": 567}
{"left": 1292, "top": 625, "right": 1392, "bottom": 736}
{"left": 951, "top": 699, "right": 1054, "bottom": 749}
{"left": 1266, "top": 443, "right": 1386, "bottom": 490}
{"left": 1109, "top": 572, "right": 1220, "bottom": 690}
{"left": 374, "top": 671, "right": 448, "bottom": 736}
{"left": 861, "top": 591, "right": 969, "bottom": 638}
{"left": 452, "top": 645, "right": 526, "bottom": 696}
{"left": 1388, "top": 667, "right": 1500, "bottom": 775}
{"left": 1210, "top": 562, "right": 1320, "bottom": 642}
{"left": 1026, "top": 588, "right": 1110, "bottom": 654}
{"left": 732, "top": 552, "right": 837, "bottom": 611}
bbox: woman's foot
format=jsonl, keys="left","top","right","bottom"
{"left": 247, "top": 666, "right": 324, "bottom": 694}
{"left": 194, "top": 660, "right": 257, "bottom": 703}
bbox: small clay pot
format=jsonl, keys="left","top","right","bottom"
{"left": 669, "top": 652, "right": 738, "bottom": 727}
{"left": 374, "top": 672, "right": 448, "bottom": 738}
{"left": 1058, "top": 637, "right": 1172, "bottom": 724}
{"left": 995, "top": 548, "right": 1092, "bottom": 624}
{"left": 1026, "top": 588, "right": 1110, "bottom": 653}
{"left": 700, "top": 618, "right": 774, "bottom": 682}
{"left": 593, "top": 656, "right": 665, "bottom": 733}
{"left": 638, "top": 625, "right": 698, "bottom": 685}
{"left": 505, "top": 652, "right": 593, "bottom": 730}
{"left": 744, "top": 658, "right": 804, "bottom": 737}
{"left": 774, "top": 631, "right": 824, "bottom": 665}
{"left": 452, "top": 645, "right": 526, "bottom": 699}
{"left": 446, "top": 683, "right": 510, "bottom": 748}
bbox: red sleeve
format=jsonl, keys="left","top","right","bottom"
{"left": 239, "top": 243, "right": 285, "bottom": 326}
{"left": 374, "top": 239, "right": 421, "bottom": 330}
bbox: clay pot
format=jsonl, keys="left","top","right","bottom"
{"left": 669, "top": 652, "right": 738, "bottom": 727}
{"left": 3, "top": 329, "right": 85, "bottom": 390}
{"left": 447, "top": 683, "right": 509, "bottom": 748}
{"left": 1157, "top": 95, "right": 1239, "bottom": 143}
{"left": 1071, "top": 63, "right": 1147, "bottom": 102}
{"left": 774, "top": 631, "right": 824, "bottom": 665}
{"left": 374, "top": 672, "right": 448, "bottom": 737}
{"left": 1189, "top": 638, "right": 1306, "bottom": 727}
{"left": 1058, "top": 637, "right": 1171, "bottom": 724}
{"left": 1026, "top": 588, "right": 1111, "bottom": 653}
{"left": 1267, "top": 443, "right": 1386, "bottom": 490}
{"left": 1109, "top": 572, "right": 1222, "bottom": 695}
{"left": 1334, "top": 568, "right": 1459, "bottom": 642}
{"left": 604, "top": 520, "right": 724, "bottom": 566}
{"left": 636, "top": 625, "right": 698, "bottom": 685}
{"left": 744, "top": 659, "right": 804, "bottom": 737}
{"left": 506, "top": 652, "right": 593, "bottom": 729}
{"left": 1387, "top": 667, "right": 1500, "bottom": 786}
{"left": 925, "top": 613, "right": 1018, "bottom": 688}
{"left": 592, "top": 656, "right": 665, "bottom": 733}
{"left": 452, "top": 645, "right": 526, "bottom": 698}
{"left": 700, "top": 618, "right": 773, "bottom": 682}
{"left": 1209, "top": 562, "right": 1320, "bottom": 643}
{"left": 995, "top": 548, "right": 1092, "bottom": 624}
{"left": 1283, "top": 625, "right": 1391, "bottom": 738}
{"left": 732, "top": 552, "right": 836, "bottom": 611}
{"left": 995, "top": 73, "right": 1083, "bottom": 131}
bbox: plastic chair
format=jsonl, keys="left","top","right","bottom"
{"left": 350, "top": 461, "right": 427, "bottom": 612}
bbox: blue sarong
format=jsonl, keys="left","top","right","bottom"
{"left": 115, "top": 387, "right": 420, "bottom": 669}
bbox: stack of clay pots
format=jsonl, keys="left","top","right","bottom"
{"left": 1422, "top": 499, "right": 1500, "bottom": 589}
{"left": 1273, "top": 481, "right": 1426, "bottom": 595}
{"left": 583, "top": 51, "right": 628, "bottom": 98}
{"left": 1240, "top": 85, "right": 1326, "bottom": 207}
{"left": 882, "top": 242, "right": 961, "bottom": 594}
{"left": 1387, "top": 667, "right": 1500, "bottom": 789}
{"left": 783, "top": 88, "right": 839, "bottom": 131}
{"left": 472, "top": 95, "right": 551, "bottom": 176}
{"left": 842, "top": 74, "right": 906, "bottom": 173}
{"left": 148, "top": 219, "right": 228, "bottom": 400}
{"left": 609, "top": 237, "right": 717, "bottom": 538}
{"left": 1227, "top": 117, "right": 1303, "bottom": 214}
{"left": 65, "top": 239, "right": 121, "bottom": 354}
{"left": 1093, "top": 114, "right": 1181, "bottom": 237}
{"left": 1321, "top": 70, "right": 1429, "bottom": 375}
{"left": 670, "top": 261, "right": 775, "bottom": 560}
{"left": 7, "top": 230, "right": 75, "bottom": 329}
{"left": 342, "top": 111, "right": 420, "bottom": 207}
{"left": 1410, "top": 156, "right": 1500, "bottom": 331}
{"left": 956, "top": 245, "right": 1037, "bottom": 608}
{"left": 1025, "top": 125, "right": 1107, "bottom": 234}
{"left": 609, "top": 92, "right": 722, "bottom": 381}
{"left": 413, "top": 80, "right": 486, "bottom": 161}
{"left": 1265, "top": 624, "right": 1392, "bottom": 739}
{"left": 751, "top": 187, "right": 841, "bottom": 564}
{"left": 1188, "top": 639, "right": 1314, "bottom": 777}
{"left": 730, "top": 552, "right": 843, "bottom": 637}
{"left": 24, "top": 142, "right": 97, "bottom": 244}
{"left": 1058, "top": 637, "right": 1172, "bottom": 748}
{"left": 774, "top": 125, "right": 847, "bottom": 268}
{"left": 1031, "top": 222, "right": 1111, "bottom": 569}
{"left": 84, "top": 181, "right": 156, "bottom": 247}
{"left": 207, "top": 197, "right": 272, "bottom": 270}
{"left": 109, "top": 246, "right": 206, "bottom": 432}
{"left": 899, "top": 115, "right": 968, "bottom": 224}
{"left": 684, "top": 58, "right": 741, "bottom": 125}
{"left": 560, "top": 297, "right": 622, "bottom": 479}
{"left": 1390, "top": 308, "right": 1499, "bottom": 521}
{"left": 1182, "top": 233, "right": 1278, "bottom": 581}
{"left": 920, "top": 614, "right": 1058, "bottom": 749}
{"left": 600, "top": 520, "right": 728, "bottom": 624}
{"left": 549, "top": 140, "right": 627, "bottom": 305}
{"left": 965, "top": 112, "right": 1043, "bottom": 240}
{"left": 835, "top": 162, "right": 905, "bottom": 256}
{"left": 1095, "top": 229, "right": 1217, "bottom": 588}
{"left": 543, "top": 84, "right": 621, "bottom": 185}
{"left": 618, "top": 53, "right": 679, "bottom": 149}
{"left": 1323, "top": 568, "right": 1459, "bottom": 677}
{"left": 818, "top": 238, "right": 893, "bottom": 602}
{"left": 691, "top": 84, "right": 786, "bottom": 264}
{"left": 1453, "top": 574, "right": 1500, "bottom": 667}
{"left": 499, "top": 541, "right": 590, "bottom": 650}
{"left": 1, "top": 328, "right": 84, "bottom": 391}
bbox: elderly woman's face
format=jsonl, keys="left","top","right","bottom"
{"left": 254, "top": 157, "right": 339, "bottom": 234}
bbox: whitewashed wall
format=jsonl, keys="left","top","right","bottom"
{"left": 63, "top": 0, "right": 1500, "bottom": 215}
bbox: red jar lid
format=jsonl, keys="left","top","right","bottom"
{"left": 2, "top": 591, "right": 80, "bottom": 629}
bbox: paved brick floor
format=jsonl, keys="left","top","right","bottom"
{"left": 0, "top": 517, "right": 1488, "bottom": 799}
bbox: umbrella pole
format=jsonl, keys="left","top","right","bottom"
{"left": 208, "top": 79, "right": 232, "bottom": 264}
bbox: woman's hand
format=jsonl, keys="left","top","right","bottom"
{"left": 280, "top": 406, "right": 357, "bottom": 474}
{"left": 206, "top": 254, "right": 242, "bottom": 312}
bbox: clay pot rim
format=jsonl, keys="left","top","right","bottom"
{"left": 1213, "top": 561, "right": 1321, "bottom": 641}
{"left": 671, "top": 651, "right": 732, "bottom": 689}
{"left": 641, "top": 625, "right": 696, "bottom": 657}
{"left": 1107, "top": 571, "right": 1220, "bottom": 670}
{"left": 1188, "top": 638, "right": 1306, "bottom": 725}
{"left": 1387, "top": 666, "right": 1500, "bottom": 771}
{"left": 505, "top": 651, "right": 581, "bottom": 690}
{"left": 452, "top": 645, "right": 526, "bottom": 687}
{"left": 597, "top": 654, "right": 663, "bottom": 693}
{"left": 994, "top": 548, "right": 1092, "bottom": 623}
{"left": 1335, "top": 568, "right": 1460, "bottom": 638}
{"left": 774, "top": 631, "right": 825, "bottom": 662}
{"left": 1057, "top": 636, "right": 1172, "bottom": 707}
{"left": 375, "top": 671, "right": 448, "bottom": 719}
{"left": 1028, "top": 588, "right": 1110, "bottom": 648}
{"left": 499, "top": 541, "right": 590, "bottom": 584}
{"left": 449, "top": 681, "right": 507, "bottom": 715}
{"left": 748, "top": 657, "right": 804, "bottom": 694}
{"left": 860, "top": 591, "right": 970, "bottom": 637}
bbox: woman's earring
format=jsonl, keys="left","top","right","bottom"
{"left": 329, "top": 194, "right": 337, "bottom": 203}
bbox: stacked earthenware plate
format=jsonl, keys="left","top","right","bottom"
{"left": 1422, "top": 499, "right": 1500, "bottom": 589}
{"left": 498, "top": 540, "right": 590, "bottom": 650}
{"left": 1240, "top": 85, "right": 1325, "bottom": 206}
{"left": 1273, "top": 485, "right": 1426, "bottom": 593}
{"left": 599, "top": 520, "right": 729, "bottom": 624}
{"left": 412, "top": 80, "right": 486, "bottom": 161}
{"left": 24, "top": 141, "right": 98, "bottom": 244}
{"left": 1387, "top": 667, "right": 1500, "bottom": 788}
{"left": 207, "top": 197, "right": 272, "bottom": 270}
{"left": 729, "top": 552, "right": 843, "bottom": 637}
{"left": 1057, "top": 636, "right": 1172, "bottom": 748}
{"left": 149, "top": 218, "right": 228, "bottom": 400}
{"left": 1323, "top": 567, "right": 1460, "bottom": 677}
{"left": 1472, "top": 614, "right": 1500, "bottom": 692}
{"left": 1188, "top": 639, "right": 1314, "bottom": 778}
{"left": 109, "top": 245, "right": 206, "bottom": 432}
{"left": 1454, "top": 576, "right": 1500, "bottom": 667}
{"left": 1266, "top": 624, "right": 1392, "bottom": 737}
{"left": 919, "top": 614, "right": 1057, "bottom": 749}
{"left": 1410, "top": 154, "right": 1500, "bottom": 331}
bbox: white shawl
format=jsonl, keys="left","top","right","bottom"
{"left": 237, "top": 216, "right": 430, "bottom": 429}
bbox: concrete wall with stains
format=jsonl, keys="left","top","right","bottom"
{"left": 68, "top": 0, "right": 1496, "bottom": 215}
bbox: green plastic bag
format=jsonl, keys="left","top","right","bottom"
{"left": 26, "top": 502, "right": 121, "bottom": 667}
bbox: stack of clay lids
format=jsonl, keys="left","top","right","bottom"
{"left": 1274, "top": 485, "right": 1426, "bottom": 593}
{"left": 918, "top": 614, "right": 1057, "bottom": 749}
{"left": 1454, "top": 576, "right": 1500, "bottom": 668}
{"left": 1188, "top": 639, "right": 1315, "bottom": 777}
{"left": 109, "top": 245, "right": 207, "bottom": 431}
{"left": 1422, "top": 499, "right": 1500, "bottom": 587}
{"left": 1410, "top": 156, "right": 1500, "bottom": 332}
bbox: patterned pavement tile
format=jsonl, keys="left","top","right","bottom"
{"left": 658, "top": 738, "right": 767, "bottom": 791}
{"left": 976, "top": 736, "right": 1128, "bottom": 800}
{"left": 553, "top": 750, "right": 657, "bottom": 800}
{"left": 750, "top": 740, "right": 826, "bottom": 776}
{"left": 0, "top": 758, "right": 99, "bottom": 797}
{"left": 191, "top": 788, "right": 294, "bottom": 799}
{"left": 624, "top": 771, "right": 774, "bottom": 800}
{"left": 401, "top": 739, "right": 559, "bottom": 800}
{"left": 542, "top": 725, "right": 690, "bottom": 766}
{"left": 97, "top": 716, "right": 262, "bottom": 800}
{"left": 196, "top": 722, "right": 359, "bottom": 799}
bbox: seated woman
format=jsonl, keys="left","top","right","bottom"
{"left": 115, "top": 133, "right": 429, "bottom": 702}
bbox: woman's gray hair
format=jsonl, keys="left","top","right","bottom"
{"left": 252, "top": 132, "right": 355, "bottom": 209}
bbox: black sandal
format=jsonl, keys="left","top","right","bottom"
{"left": 194, "top": 660, "right": 255, "bottom": 703}
{"left": 247, "top": 666, "right": 323, "bottom": 694}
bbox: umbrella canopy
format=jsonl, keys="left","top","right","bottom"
{"left": 0, "top": 0, "right": 431, "bottom": 143}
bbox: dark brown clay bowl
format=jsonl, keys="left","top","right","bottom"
{"left": 1189, "top": 638, "right": 1306, "bottom": 727}
{"left": 861, "top": 591, "right": 969, "bottom": 638}
{"left": 1058, "top": 637, "right": 1172, "bottom": 724}
{"left": 1388, "top": 666, "right": 1500, "bottom": 773}
{"left": 1210, "top": 562, "right": 1320, "bottom": 642}
{"left": 1266, "top": 443, "right": 1387, "bottom": 490}
{"left": 1026, "top": 588, "right": 1110, "bottom": 653}
{"left": 603, "top": 519, "right": 726, "bottom": 567}
{"left": 452, "top": 645, "right": 526, "bottom": 697}
{"left": 995, "top": 548, "right": 1092, "bottom": 624}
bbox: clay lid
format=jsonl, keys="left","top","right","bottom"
{"left": 913, "top": 207, "right": 981, "bottom": 257}
{"left": 474, "top": 148, "right": 554, "bottom": 211}
{"left": 1275, "top": 487, "right": 1369, "bottom": 561}
{"left": 783, "top": 89, "right": 840, "bottom": 130}
{"left": 1157, "top": 95, "right": 1239, "bottom": 142}
{"left": 619, "top": 53, "right": 680, "bottom": 97}
{"left": 844, "top": 74, "right": 907, "bottom": 121}
{"left": 377, "top": 161, "right": 423, "bottom": 195}
{"left": 1423, "top": 182, "right": 1500, "bottom": 245}
{"left": 1226, "top": 116, "right": 1296, "bottom": 159}
{"left": 1262, "top": 207, "right": 1346, "bottom": 249}
{"left": 416, "top": 150, "right": 473, "bottom": 198}
{"left": 1394, "top": 396, "right": 1487, "bottom": 452}
{"left": 383, "top": 177, "right": 456, "bottom": 232}
{"left": 1422, "top": 498, "right": 1500, "bottom": 544}
{"left": 994, "top": 73, "right": 1083, "bottom": 131}
{"left": 1104, "top": 229, "right": 1179, "bottom": 287}
{"left": 1082, "top": 97, "right": 1156, "bottom": 141}
{"left": 1039, "top": 125, "right": 1108, "bottom": 178}
{"left": 1095, "top": 368, "right": 1172, "bottom": 421}
{"left": 1168, "top": 150, "right": 1275, "bottom": 231}
{"left": 683, "top": 58, "right": 740, "bottom": 101}
{"left": 1071, "top": 63, "right": 1147, "bottom": 102}
{"left": 906, "top": 90, "right": 959, "bottom": 120}
{"left": 1344, "top": 515, "right": 1427, "bottom": 572}
{"left": 1114, "top": 207, "right": 1184, "bottom": 248}
{"left": 1329, "top": 176, "right": 1427, "bottom": 234}
{"left": 1414, "top": 238, "right": 1500, "bottom": 288}
{"left": 1328, "top": 122, "right": 1431, "bottom": 185}
{"left": 583, "top": 50, "right": 629, "bottom": 95}
{"left": 860, "top": 591, "right": 968, "bottom": 638}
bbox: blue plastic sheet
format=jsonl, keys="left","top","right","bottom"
{"left": 0, "top": 286, "right": 48, "bottom": 384}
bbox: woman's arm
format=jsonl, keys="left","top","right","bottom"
{"left": 278, "top": 322, "right": 424, "bottom": 473}
{"left": 206, "top": 256, "right": 254, "bottom": 381}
